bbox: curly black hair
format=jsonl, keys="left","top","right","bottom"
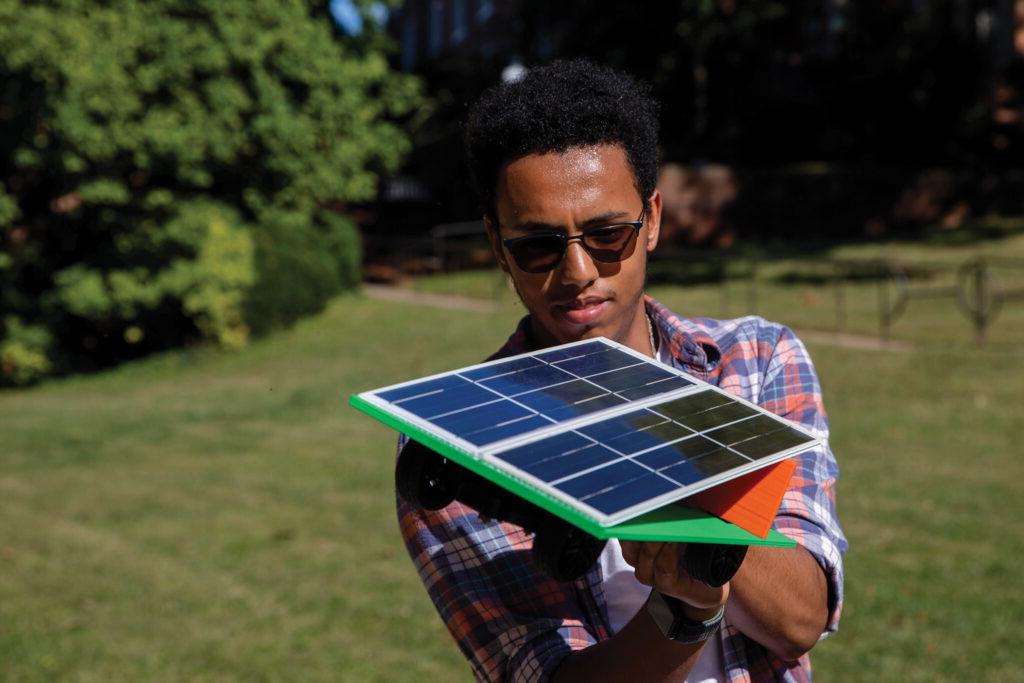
{"left": 465, "top": 59, "right": 660, "bottom": 221}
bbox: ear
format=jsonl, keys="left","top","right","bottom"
{"left": 485, "top": 215, "right": 512, "bottom": 275}
{"left": 645, "top": 189, "right": 662, "bottom": 253}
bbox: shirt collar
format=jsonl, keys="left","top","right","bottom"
{"left": 644, "top": 295, "right": 721, "bottom": 376}
{"left": 488, "top": 295, "right": 721, "bottom": 376}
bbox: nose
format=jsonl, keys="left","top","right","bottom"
{"left": 558, "top": 238, "right": 599, "bottom": 287}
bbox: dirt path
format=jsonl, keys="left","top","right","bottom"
{"left": 362, "top": 283, "right": 501, "bottom": 312}
{"left": 363, "top": 284, "right": 912, "bottom": 351}
{"left": 796, "top": 329, "right": 913, "bottom": 352}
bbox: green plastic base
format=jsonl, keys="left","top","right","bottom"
{"left": 351, "top": 393, "right": 795, "bottom": 547}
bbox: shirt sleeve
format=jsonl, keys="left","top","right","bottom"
{"left": 396, "top": 437, "right": 604, "bottom": 682}
{"left": 756, "top": 326, "right": 848, "bottom": 638}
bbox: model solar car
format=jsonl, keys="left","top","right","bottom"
{"left": 396, "top": 437, "right": 747, "bottom": 584}
{"left": 351, "top": 338, "right": 819, "bottom": 584}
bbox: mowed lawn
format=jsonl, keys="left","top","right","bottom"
{"left": 3, "top": 236, "right": 1024, "bottom": 680}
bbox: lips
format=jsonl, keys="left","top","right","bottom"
{"left": 554, "top": 296, "right": 609, "bottom": 326}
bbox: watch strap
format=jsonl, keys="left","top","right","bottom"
{"left": 645, "top": 590, "right": 726, "bottom": 644}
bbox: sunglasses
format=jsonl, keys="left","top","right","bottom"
{"left": 500, "top": 206, "right": 646, "bottom": 274}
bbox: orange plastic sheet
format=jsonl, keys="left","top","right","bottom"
{"left": 685, "top": 458, "right": 797, "bottom": 539}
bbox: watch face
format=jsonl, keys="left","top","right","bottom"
{"left": 646, "top": 589, "right": 678, "bottom": 633}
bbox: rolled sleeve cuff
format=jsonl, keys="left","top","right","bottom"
{"left": 505, "top": 623, "right": 597, "bottom": 683}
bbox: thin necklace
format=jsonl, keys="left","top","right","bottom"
{"left": 646, "top": 314, "right": 657, "bottom": 358}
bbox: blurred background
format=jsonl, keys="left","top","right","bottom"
{"left": 1, "top": 1, "right": 1022, "bottom": 681}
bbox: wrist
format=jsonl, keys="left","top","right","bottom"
{"left": 645, "top": 590, "right": 726, "bottom": 644}
{"left": 679, "top": 602, "right": 726, "bottom": 623}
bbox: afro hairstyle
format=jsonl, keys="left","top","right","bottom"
{"left": 464, "top": 59, "right": 660, "bottom": 222}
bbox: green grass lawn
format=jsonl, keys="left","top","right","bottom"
{"left": 3, "top": 233, "right": 1024, "bottom": 681}
{"left": 412, "top": 227, "right": 1024, "bottom": 353}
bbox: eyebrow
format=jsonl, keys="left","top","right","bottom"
{"left": 509, "top": 210, "right": 635, "bottom": 234}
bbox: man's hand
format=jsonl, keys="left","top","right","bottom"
{"left": 620, "top": 541, "right": 729, "bottom": 620}
{"left": 621, "top": 541, "right": 829, "bottom": 660}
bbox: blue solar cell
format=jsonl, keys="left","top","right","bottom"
{"left": 480, "top": 364, "right": 576, "bottom": 396}
{"left": 495, "top": 432, "right": 595, "bottom": 469}
{"left": 577, "top": 409, "right": 667, "bottom": 441}
{"left": 604, "top": 430, "right": 673, "bottom": 455}
{"left": 431, "top": 399, "right": 533, "bottom": 434}
{"left": 542, "top": 392, "right": 626, "bottom": 421}
{"left": 582, "top": 473, "right": 680, "bottom": 515}
{"left": 511, "top": 391, "right": 573, "bottom": 416}
{"left": 377, "top": 374, "right": 471, "bottom": 403}
{"left": 553, "top": 348, "right": 643, "bottom": 377}
{"left": 617, "top": 375, "right": 694, "bottom": 400}
{"left": 515, "top": 443, "right": 620, "bottom": 482}
{"left": 555, "top": 459, "right": 651, "bottom": 499}
{"left": 587, "top": 363, "right": 677, "bottom": 394}
{"left": 657, "top": 447, "right": 742, "bottom": 485}
{"left": 461, "top": 356, "right": 544, "bottom": 381}
{"left": 461, "top": 414, "right": 552, "bottom": 446}
{"left": 397, "top": 382, "right": 501, "bottom": 419}
{"left": 578, "top": 410, "right": 694, "bottom": 455}
{"left": 534, "top": 341, "right": 607, "bottom": 363}
{"left": 514, "top": 379, "right": 608, "bottom": 414}
{"left": 633, "top": 435, "right": 722, "bottom": 471}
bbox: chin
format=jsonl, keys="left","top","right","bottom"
{"left": 539, "top": 315, "right": 619, "bottom": 347}
{"left": 559, "top": 323, "right": 612, "bottom": 344}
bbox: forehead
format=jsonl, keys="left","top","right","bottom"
{"left": 495, "top": 144, "right": 639, "bottom": 223}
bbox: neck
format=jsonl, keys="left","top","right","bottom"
{"left": 613, "top": 293, "right": 654, "bottom": 358}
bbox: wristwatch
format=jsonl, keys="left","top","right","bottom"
{"left": 645, "top": 590, "right": 726, "bottom": 644}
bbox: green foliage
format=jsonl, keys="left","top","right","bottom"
{"left": 244, "top": 207, "right": 357, "bottom": 334}
{"left": 0, "top": 0, "right": 420, "bottom": 384}
{"left": 162, "top": 201, "right": 256, "bottom": 348}
{"left": 0, "top": 183, "right": 18, "bottom": 226}
{"left": 0, "top": 316, "right": 52, "bottom": 384}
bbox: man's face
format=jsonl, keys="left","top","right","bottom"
{"left": 487, "top": 144, "right": 661, "bottom": 354}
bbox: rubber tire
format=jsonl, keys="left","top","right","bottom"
{"left": 682, "top": 544, "right": 748, "bottom": 587}
{"left": 532, "top": 521, "right": 607, "bottom": 582}
{"left": 395, "top": 440, "right": 456, "bottom": 511}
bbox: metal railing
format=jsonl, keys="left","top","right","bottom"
{"left": 872, "top": 256, "right": 1024, "bottom": 345}
{"left": 366, "top": 227, "right": 1024, "bottom": 347}
{"left": 651, "top": 249, "right": 1024, "bottom": 347}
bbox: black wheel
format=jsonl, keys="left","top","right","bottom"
{"left": 532, "top": 520, "right": 606, "bottom": 582}
{"left": 395, "top": 439, "right": 456, "bottom": 511}
{"left": 682, "top": 544, "right": 748, "bottom": 587}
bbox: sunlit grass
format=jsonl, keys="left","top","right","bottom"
{"left": 2, "top": 230, "right": 1023, "bottom": 680}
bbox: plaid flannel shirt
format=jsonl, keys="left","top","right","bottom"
{"left": 396, "top": 296, "right": 847, "bottom": 682}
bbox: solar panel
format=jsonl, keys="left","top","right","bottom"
{"left": 353, "top": 337, "right": 819, "bottom": 528}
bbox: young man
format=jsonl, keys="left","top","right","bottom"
{"left": 397, "top": 60, "right": 846, "bottom": 682}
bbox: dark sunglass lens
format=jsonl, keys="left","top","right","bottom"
{"left": 509, "top": 235, "right": 565, "bottom": 272}
{"left": 583, "top": 226, "right": 638, "bottom": 262}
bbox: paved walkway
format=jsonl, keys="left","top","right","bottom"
{"left": 363, "top": 284, "right": 912, "bottom": 351}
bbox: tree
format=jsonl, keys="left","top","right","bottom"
{"left": 0, "top": 0, "right": 420, "bottom": 384}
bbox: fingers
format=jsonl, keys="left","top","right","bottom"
{"left": 654, "top": 541, "right": 683, "bottom": 579}
{"left": 620, "top": 541, "right": 665, "bottom": 586}
{"left": 634, "top": 540, "right": 667, "bottom": 585}
{"left": 620, "top": 540, "right": 640, "bottom": 566}
{"left": 621, "top": 541, "right": 730, "bottom": 610}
